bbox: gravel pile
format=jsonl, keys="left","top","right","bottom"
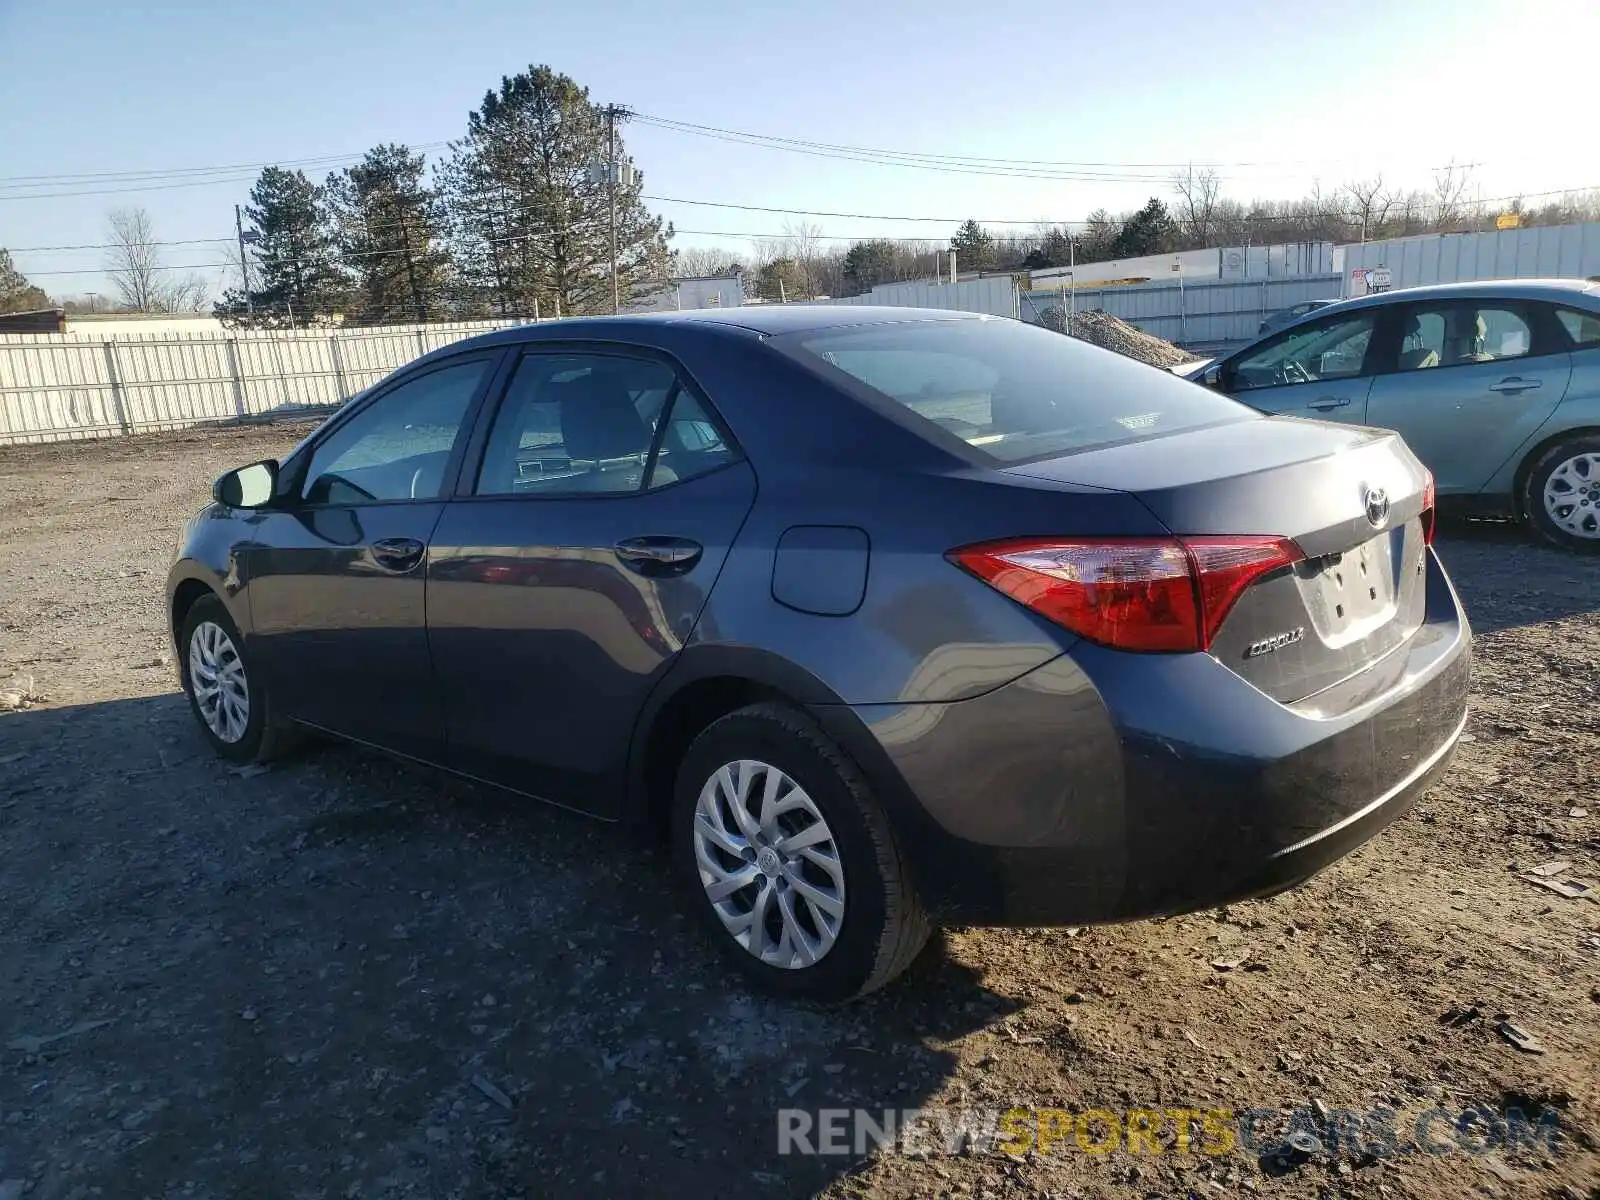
{"left": 1037, "top": 305, "right": 1196, "bottom": 369}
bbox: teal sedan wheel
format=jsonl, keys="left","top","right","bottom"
{"left": 1527, "top": 437, "right": 1600, "bottom": 552}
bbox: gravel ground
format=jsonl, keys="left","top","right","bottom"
{"left": 1, "top": 423, "right": 1597, "bottom": 1200}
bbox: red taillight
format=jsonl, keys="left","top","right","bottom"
{"left": 1421, "top": 471, "right": 1437, "bottom": 545}
{"left": 949, "top": 535, "right": 1303, "bottom": 653}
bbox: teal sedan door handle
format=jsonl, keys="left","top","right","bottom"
{"left": 1488, "top": 377, "right": 1542, "bottom": 394}
{"left": 1307, "top": 395, "right": 1351, "bottom": 411}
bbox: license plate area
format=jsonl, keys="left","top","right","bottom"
{"left": 1298, "top": 530, "right": 1400, "bottom": 647}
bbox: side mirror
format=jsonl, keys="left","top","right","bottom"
{"left": 1202, "top": 365, "right": 1223, "bottom": 389}
{"left": 212, "top": 460, "right": 279, "bottom": 508}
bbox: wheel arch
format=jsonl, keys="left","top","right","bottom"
{"left": 170, "top": 574, "right": 220, "bottom": 643}
{"left": 1512, "top": 424, "right": 1600, "bottom": 519}
{"left": 622, "top": 645, "right": 850, "bottom": 839}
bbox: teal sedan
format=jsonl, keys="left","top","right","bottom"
{"left": 1188, "top": 279, "right": 1600, "bottom": 551}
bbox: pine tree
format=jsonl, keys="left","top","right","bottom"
{"left": 327, "top": 145, "right": 450, "bottom": 324}
{"left": 440, "top": 65, "right": 671, "bottom": 317}
{"left": 217, "top": 167, "right": 347, "bottom": 326}
{"left": 1110, "top": 198, "right": 1175, "bottom": 258}
{"left": 0, "top": 249, "right": 50, "bottom": 314}
{"left": 842, "top": 239, "right": 899, "bottom": 293}
{"left": 949, "top": 219, "right": 995, "bottom": 271}
{"left": 754, "top": 257, "right": 808, "bottom": 302}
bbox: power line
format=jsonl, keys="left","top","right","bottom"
{"left": 0, "top": 144, "right": 454, "bottom": 202}
{"left": 629, "top": 110, "right": 1378, "bottom": 172}
{"left": 629, "top": 114, "right": 1175, "bottom": 183}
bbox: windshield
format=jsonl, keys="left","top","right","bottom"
{"left": 779, "top": 317, "right": 1254, "bottom": 464}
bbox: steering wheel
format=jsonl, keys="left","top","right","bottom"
{"left": 1277, "top": 360, "right": 1312, "bottom": 386}
{"left": 409, "top": 467, "right": 425, "bottom": 499}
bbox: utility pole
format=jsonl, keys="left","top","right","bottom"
{"left": 1067, "top": 235, "right": 1075, "bottom": 338}
{"left": 605, "top": 104, "right": 620, "bottom": 314}
{"left": 399, "top": 222, "right": 426, "bottom": 322}
{"left": 235, "top": 205, "right": 255, "bottom": 323}
{"left": 485, "top": 199, "right": 508, "bottom": 317}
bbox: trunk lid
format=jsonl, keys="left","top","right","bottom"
{"left": 1005, "top": 417, "right": 1432, "bottom": 703}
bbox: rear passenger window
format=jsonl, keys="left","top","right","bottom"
{"left": 475, "top": 353, "right": 735, "bottom": 496}
{"left": 647, "top": 388, "right": 736, "bottom": 489}
{"left": 1556, "top": 307, "right": 1600, "bottom": 347}
{"left": 1397, "top": 304, "right": 1532, "bottom": 370}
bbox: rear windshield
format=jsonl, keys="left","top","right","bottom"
{"left": 779, "top": 317, "right": 1252, "bottom": 464}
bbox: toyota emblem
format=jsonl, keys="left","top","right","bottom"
{"left": 1364, "top": 486, "right": 1390, "bottom": 529}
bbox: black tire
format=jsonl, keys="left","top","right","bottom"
{"left": 1523, "top": 435, "right": 1600, "bottom": 553}
{"left": 177, "top": 593, "right": 291, "bottom": 764}
{"left": 670, "top": 702, "right": 930, "bottom": 1002}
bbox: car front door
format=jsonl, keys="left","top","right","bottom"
{"left": 426, "top": 347, "right": 757, "bottom": 815}
{"left": 1220, "top": 309, "right": 1380, "bottom": 423}
{"left": 245, "top": 352, "right": 502, "bottom": 756}
{"left": 1364, "top": 300, "right": 1571, "bottom": 494}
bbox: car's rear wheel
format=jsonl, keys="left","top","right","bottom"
{"left": 671, "top": 702, "right": 930, "bottom": 1001}
{"left": 1525, "top": 436, "right": 1600, "bottom": 553}
{"left": 178, "top": 593, "right": 288, "bottom": 763}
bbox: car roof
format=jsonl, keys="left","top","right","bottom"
{"left": 1329, "top": 277, "right": 1600, "bottom": 313}
{"left": 426, "top": 304, "right": 981, "bottom": 360}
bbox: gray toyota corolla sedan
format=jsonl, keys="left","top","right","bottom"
{"left": 168, "top": 307, "right": 1471, "bottom": 1000}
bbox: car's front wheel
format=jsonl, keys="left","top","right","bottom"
{"left": 178, "top": 593, "right": 288, "bottom": 763}
{"left": 671, "top": 702, "right": 930, "bottom": 1001}
{"left": 1525, "top": 436, "right": 1600, "bottom": 553}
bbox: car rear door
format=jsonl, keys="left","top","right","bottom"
{"left": 244, "top": 352, "right": 502, "bottom": 758}
{"left": 1364, "top": 299, "right": 1571, "bottom": 494}
{"left": 1220, "top": 308, "right": 1380, "bottom": 424}
{"left": 426, "top": 346, "right": 757, "bottom": 816}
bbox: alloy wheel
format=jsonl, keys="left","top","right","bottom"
{"left": 1542, "top": 451, "right": 1600, "bottom": 541}
{"left": 691, "top": 758, "right": 846, "bottom": 969}
{"left": 188, "top": 620, "right": 249, "bottom": 743}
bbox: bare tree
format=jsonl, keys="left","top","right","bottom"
{"left": 1430, "top": 162, "right": 1474, "bottom": 233}
{"left": 1171, "top": 165, "right": 1222, "bottom": 249}
{"left": 104, "top": 207, "right": 211, "bottom": 312}
{"left": 669, "top": 245, "right": 740, "bottom": 278}
{"left": 1341, "top": 176, "right": 1395, "bottom": 242}
{"left": 163, "top": 271, "right": 211, "bottom": 312}
{"left": 105, "top": 208, "right": 164, "bottom": 311}
{"left": 784, "top": 219, "right": 824, "bottom": 298}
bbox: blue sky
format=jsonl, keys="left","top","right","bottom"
{"left": 3, "top": 0, "right": 1596, "bottom": 298}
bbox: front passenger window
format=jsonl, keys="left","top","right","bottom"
{"left": 301, "top": 359, "right": 489, "bottom": 504}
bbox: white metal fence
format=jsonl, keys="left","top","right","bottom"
{"left": 813, "top": 276, "right": 1022, "bottom": 318}
{"left": 1336, "top": 220, "right": 1600, "bottom": 294}
{"left": 0, "top": 319, "right": 522, "bottom": 445}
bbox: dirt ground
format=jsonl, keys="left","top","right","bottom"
{"left": 1, "top": 422, "right": 1596, "bottom": 1200}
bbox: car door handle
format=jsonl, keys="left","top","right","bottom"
{"left": 1488, "top": 377, "right": 1542, "bottom": 394}
{"left": 370, "top": 537, "right": 425, "bottom": 572}
{"left": 614, "top": 535, "right": 703, "bottom": 577}
{"left": 1307, "top": 395, "right": 1351, "bottom": 411}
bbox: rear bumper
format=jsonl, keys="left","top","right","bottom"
{"left": 820, "top": 549, "right": 1471, "bottom": 925}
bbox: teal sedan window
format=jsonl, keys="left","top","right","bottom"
{"left": 1556, "top": 307, "right": 1600, "bottom": 347}
{"left": 1230, "top": 313, "right": 1376, "bottom": 392}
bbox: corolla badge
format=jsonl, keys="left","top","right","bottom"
{"left": 1244, "top": 627, "right": 1305, "bottom": 658}
{"left": 1364, "top": 485, "right": 1390, "bottom": 529}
